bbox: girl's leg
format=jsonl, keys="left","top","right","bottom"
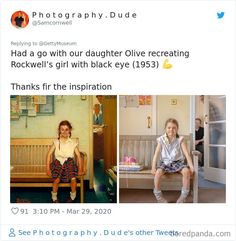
{"left": 67, "top": 178, "right": 77, "bottom": 202}
{"left": 154, "top": 168, "right": 164, "bottom": 190}
{"left": 71, "top": 178, "right": 77, "bottom": 193}
{"left": 66, "top": 159, "right": 78, "bottom": 202}
{"left": 181, "top": 167, "right": 190, "bottom": 190}
{"left": 153, "top": 169, "right": 167, "bottom": 203}
{"left": 51, "top": 178, "right": 60, "bottom": 202}
{"left": 52, "top": 178, "right": 60, "bottom": 193}
{"left": 177, "top": 167, "right": 190, "bottom": 203}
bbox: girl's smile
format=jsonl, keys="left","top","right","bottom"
{"left": 166, "top": 123, "right": 178, "bottom": 140}
{"left": 60, "top": 125, "right": 71, "bottom": 139}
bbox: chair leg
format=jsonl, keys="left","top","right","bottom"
{"left": 190, "top": 155, "right": 198, "bottom": 203}
{"left": 193, "top": 185, "right": 198, "bottom": 203}
{"left": 80, "top": 176, "right": 84, "bottom": 203}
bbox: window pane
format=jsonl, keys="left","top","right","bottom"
{"left": 209, "top": 123, "right": 226, "bottom": 145}
{"left": 209, "top": 96, "right": 226, "bottom": 121}
{"left": 209, "top": 146, "right": 226, "bottom": 169}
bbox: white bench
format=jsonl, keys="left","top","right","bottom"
{"left": 119, "top": 135, "right": 199, "bottom": 203}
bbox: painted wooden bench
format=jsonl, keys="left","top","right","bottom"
{"left": 119, "top": 135, "right": 199, "bottom": 203}
{"left": 10, "top": 138, "right": 87, "bottom": 203}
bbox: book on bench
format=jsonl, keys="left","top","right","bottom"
{"left": 119, "top": 164, "right": 144, "bottom": 172}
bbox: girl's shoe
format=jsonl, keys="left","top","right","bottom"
{"left": 51, "top": 199, "right": 59, "bottom": 203}
{"left": 153, "top": 189, "right": 168, "bottom": 203}
{"left": 176, "top": 194, "right": 187, "bottom": 203}
{"left": 66, "top": 197, "right": 75, "bottom": 203}
{"left": 156, "top": 196, "right": 168, "bottom": 203}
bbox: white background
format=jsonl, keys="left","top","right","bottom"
{"left": 0, "top": 1, "right": 235, "bottom": 240}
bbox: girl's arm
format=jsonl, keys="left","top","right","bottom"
{"left": 46, "top": 144, "right": 56, "bottom": 177}
{"left": 74, "top": 147, "right": 84, "bottom": 175}
{"left": 181, "top": 141, "right": 194, "bottom": 174}
{"left": 151, "top": 143, "right": 161, "bottom": 175}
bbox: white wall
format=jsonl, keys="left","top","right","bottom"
{"left": 120, "top": 95, "right": 191, "bottom": 135}
{"left": 157, "top": 95, "right": 190, "bottom": 135}
{"left": 119, "top": 96, "right": 156, "bottom": 135}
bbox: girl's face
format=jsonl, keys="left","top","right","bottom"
{"left": 165, "top": 122, "right": 178, "bottom": 138}
{"left": 59, "top": 125, "right": 71, "bottom": 138}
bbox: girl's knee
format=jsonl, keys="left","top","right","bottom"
{"left": 155, "top": 169, "right": 164, "bottom": 178}
{"left": 181, "top": 168, "right": 190, "bottom": 177}
{"left": 53, "top": 178, "right": 60, "bottom": 184}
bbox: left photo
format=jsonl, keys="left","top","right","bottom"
{"left": 10, "top": 95, "right": 117, "bottom": 203}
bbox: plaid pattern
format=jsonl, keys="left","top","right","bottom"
{"left": 50, "top": 158, "right": 78, "bottom": 182}
{"left": 158, "top": 160, "right": 188, "bottom": 173}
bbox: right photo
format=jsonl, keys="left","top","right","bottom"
{"left": 119, "top": 95, "right": 226, "bottom": 203}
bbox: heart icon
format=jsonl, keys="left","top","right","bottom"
{"left": 163, "top": 59, "right": 172, "bottom": 69}
{"left": 11, "top": 207, "right": 19, "bottom": 215}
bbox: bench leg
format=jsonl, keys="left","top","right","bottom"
{"left": 193, "top": 183, "right": 198, "bottom": 203}
{"left": 80, "top": 177, "right": 84, "bottom": 203}
{"left": 193, "top": 156, "right": 199, "bottom": 203}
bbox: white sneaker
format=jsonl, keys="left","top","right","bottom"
{"left": 176, "top": 194, "right": 187, "bottom": 203}
{"left": 156, "top": 195, "right": 168, "bottom": 203}
{"left": 153, "top": 189, "right": 168, "bottom": 203}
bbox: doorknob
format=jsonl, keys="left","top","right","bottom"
{"left": 204, "top": 114, "right": 208, "bottom": 124}
{"left": 147, "top": 116, "right": 151, "bottom": 128}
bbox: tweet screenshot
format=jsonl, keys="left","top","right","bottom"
{"left": 0, "top": 0, "right": 235, "bottom": 240}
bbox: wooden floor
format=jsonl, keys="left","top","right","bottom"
{"left": 119, "top": 188, "right": 225, "bottom": 203}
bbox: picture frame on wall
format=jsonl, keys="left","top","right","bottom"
{"left": 11, "top": 95, "right": 55, "bottom": 117}
{"left": 38, "top": 96, "right": 54, "bottom": 114}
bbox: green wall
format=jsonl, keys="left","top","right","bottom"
{"left": 11, "top": 95, "right": 92, "bottom": 178}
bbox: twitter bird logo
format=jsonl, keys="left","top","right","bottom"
{"left": 217, "top": 12, "right": 225, "bottom": 19}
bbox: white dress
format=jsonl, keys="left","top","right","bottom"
{"left": 54, "top": 138, "right": 78, "bottom": 165}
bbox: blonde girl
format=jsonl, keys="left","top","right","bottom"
{"left": 151, "top": 118, "right": 194, "bottom": 203}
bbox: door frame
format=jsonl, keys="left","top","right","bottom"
{"left": 204, "top": 95, "right": 226, "bottom": 184}
{"left": 89, "top": 96, "right": 94, "bottom": 189}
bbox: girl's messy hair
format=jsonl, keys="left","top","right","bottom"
{"left": 58, "top": 120, "right": 73, "bottom": 138}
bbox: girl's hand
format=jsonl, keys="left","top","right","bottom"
{"left": 151, "top": 168, "right": 156, "bottom": 175}
{"left": 189, "top": 166, "right": 194, "bottom": 175}
{"left": 46, "top": 169, "right": 51, "bottom": 177}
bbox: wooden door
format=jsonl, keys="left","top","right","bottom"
{"left": 103, "top": 96, "right": 117, "bottom": 170}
